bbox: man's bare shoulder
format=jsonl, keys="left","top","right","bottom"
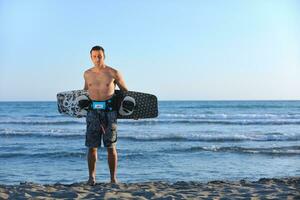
{"left": 105, "top": 65, "right": 119, "bottom": 75}
{"left": 84, "top": 67, "right": 94, "bottom": 76}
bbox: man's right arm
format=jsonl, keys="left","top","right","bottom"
{"left": 83, "top": 72, "right": 88, "bottom": 90}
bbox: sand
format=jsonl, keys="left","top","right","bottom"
{"left": 0, "top": 177, "right": 299, "bottom": 199}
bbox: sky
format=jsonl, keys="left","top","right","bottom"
{"left": 0, "top": 0, "right": 299, "bottom": 101}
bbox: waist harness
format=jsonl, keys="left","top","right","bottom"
{"left": 89, "top": 95, "right": 117, "bottom": 112}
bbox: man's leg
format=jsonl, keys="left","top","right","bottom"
{"left": 107, "top": 147, "right": 118, "bottom": 183}
{"left": 87, "top": 147, "right": 98, "bottom": 185}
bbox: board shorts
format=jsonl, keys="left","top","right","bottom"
{"left": 85, "top": 110, "right": 118, "bottom": 148}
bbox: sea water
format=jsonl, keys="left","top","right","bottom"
{"left": 0, "top": 101, "right": 299, "bottom": 184}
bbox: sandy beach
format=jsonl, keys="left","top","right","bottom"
{"left": 0, "top": 177, "right": 299, "bottom": 199}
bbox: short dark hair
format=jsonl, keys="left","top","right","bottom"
{"left": 90, "top": 46, "right": 105, "bottom": 57}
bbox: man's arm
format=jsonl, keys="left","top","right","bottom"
{"left": 114, "top": 70, "right": 138, "bottom": 119}
{"left": 83, "top": 72, "right": 88, "bottom": 90}
{"left": 115, "top": 70, "right": 128, "bottom": 92}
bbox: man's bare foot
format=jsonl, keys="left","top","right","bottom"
{"left": 110, "top": 178, "right": 118, "bottom": 184}
{"left": 87, "top": 177, "right": 96, "bottom": 186}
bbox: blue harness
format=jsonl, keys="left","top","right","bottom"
{"left": 89, "top": 98, "right": 115, "bottom": 112}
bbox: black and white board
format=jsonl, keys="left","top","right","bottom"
{"left": 57, "top": 90, "right": 158, "bottom": 119}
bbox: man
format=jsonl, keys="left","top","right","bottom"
{"left": 83, "top": 46, "right": 128, "bottom": 185}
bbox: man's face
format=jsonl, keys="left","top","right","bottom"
{"left": 91, "top": 50, "right": 105, "bottom": 67}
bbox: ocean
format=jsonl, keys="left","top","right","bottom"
{"left": 0, "top": 101, "right": 300, "bottom": 184}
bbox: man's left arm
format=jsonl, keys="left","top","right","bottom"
{"left": 115, "top": 70, "right": 139, "bottom": 120}
{"left": 115, "top": 70, "right": 128, "bottom": 92}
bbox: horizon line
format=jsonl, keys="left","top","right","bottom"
{"left": 0, "top": 99, "right": 300, "bottom": 102}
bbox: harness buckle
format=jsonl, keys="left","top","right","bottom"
{"left": 92, "top": 101, "right": 107, "bottom": 110}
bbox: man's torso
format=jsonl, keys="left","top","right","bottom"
{"left": 85, "top": 66, "right": 116, "bottom": 101}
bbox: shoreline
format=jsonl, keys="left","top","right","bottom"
{"left": 1, "top": 177, "right": 299, "bottom": 199}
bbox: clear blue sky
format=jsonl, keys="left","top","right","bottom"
{"left": 0, "top": 0, "right": 299, "bottom": 100}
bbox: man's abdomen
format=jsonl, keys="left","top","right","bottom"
{"left": 88, "top": 86, "right": 115, "bottom": 101}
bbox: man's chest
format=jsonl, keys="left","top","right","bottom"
{"left": 87, "top": 72, "right": 114, "bottom": 86}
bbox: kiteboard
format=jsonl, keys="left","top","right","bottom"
{"left": 57, "top": 90, "right": 158, "bottom": 119}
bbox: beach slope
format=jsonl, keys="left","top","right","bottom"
{"left": 0, "top": 177, "right": 299, "bottom": 199}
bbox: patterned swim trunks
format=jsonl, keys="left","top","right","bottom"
{"left": 85, "top": 110, "right": 118, "bottom": 148}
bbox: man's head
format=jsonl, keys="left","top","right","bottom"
{"left": 90, "top": 46, "right": 105, "bottom": 67}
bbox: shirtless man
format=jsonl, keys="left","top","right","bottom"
{"left": 84, "top": 46, "right": 128, "bottom": 185}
